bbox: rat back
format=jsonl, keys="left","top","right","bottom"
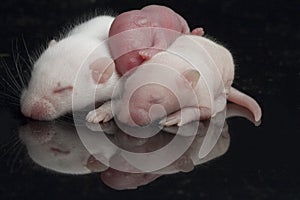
{"left": 67, "top": 15, "right": 114, "bottom": 40}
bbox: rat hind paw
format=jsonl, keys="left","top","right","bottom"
{"left": 191, "top": 27, "right": 205, "bottom": 36}
{"left": 86, "top": 101, "right": 113, "bottom": 123}
{"left": 159, "top": 107, "right": 201, "bottom": 127}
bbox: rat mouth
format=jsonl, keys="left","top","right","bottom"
{"left": 116, "top": 107, "right": 149, "bottom": 126}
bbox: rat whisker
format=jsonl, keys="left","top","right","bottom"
{"left": 12, "top": 39, "right": 26, "bottom": 89}
{"left": 0, "top": 77, "right": 21, "bottom": 97}
{"left": 19, "top": 55, "right": 32, "bottom": 86}
{"left": 19, "top": 56, "right": 32, "bottom": 72}
{"left": 10, "top": 141, "right": 24, "bottom": 173}
{"left": 21, "top": 35, "right": 35, "bottom": 66}
{"left": 0, "top": 133, "right": 19, "bottom": 150}
{"left": 1, "top": 58, "right": 23, "bottom": 94}
{"left": 0, "top": 135, "right": 21, "bottom": 160}
{"left": 0, "top": 76, "right": 21, "bottom": 97}
{"left": 0, "top": 91, "right": 20, "bottom": 102}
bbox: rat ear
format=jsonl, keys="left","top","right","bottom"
{"left": 48, "top": 39, "right": 57, "bottom": 47}
{"left": 176, "top": 69, "right": 200, "bottom": 89}
{"left": 89, "top": 57, "right": 115, "bottom": 84}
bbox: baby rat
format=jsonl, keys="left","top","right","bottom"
{"left": 21, "top": 15, "right": 120, "bottom": 122}
{"left": 115, "top": 35, "right": 262, "bottom": 126}
{"left": 108, "top": 4, "right": 204, "bottom": 75}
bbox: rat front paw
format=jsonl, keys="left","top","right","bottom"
{"left": 86, "top": 109, "right": 113, "bottom": 123}
{"left": 139, "top": 50, "right": 152, "bottom": 60}
{"left": 159, "top": 111, "right": 187, "bottom": 127}
{"left": 139, "top": 49, "right": 160, "bottom": 60}
{"left": 86, "top": 102, "right": 113, "bottom": 123}
{"left": 160, "top": 115, "right": 182, "bottom": 126}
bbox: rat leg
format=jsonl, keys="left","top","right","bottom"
{"left": 160, "top": 107, "right": 210, "bottom": 126}
{"left": 139, "top": 47, "right": 162, "bottom": 60}
{"left": 139, "top": 49, "right": 161, "bottom": 60}
{"left": 160, "top": 107, "right": 200, "bottom": 127}
{"left": 86, "top": 101, "right": 113, "bottom": 123}
{"left": 191, "top": 27, "right": 205, "bottom": 36}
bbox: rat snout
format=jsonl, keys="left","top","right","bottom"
{"left": 30, "top": 99, "right": 56, "bottom": 120}
{"left": 117, "top": 107, "right": 141, "bottom": 126}
{"left": 117, "top": 106, "right": 150, "bottom": 126}
{"left": 132, "top": 104, "right": 167, "bottom": 126}
{"left": 117, "top": 104, "right": 166, "bottom": 126}
{"left": 129, "top": 108, "right": 151, "bottom": 126}
{"left": 21, "top": 97, "right": 57, "bottom": 121}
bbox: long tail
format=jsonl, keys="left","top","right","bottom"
{"left": 227, "top": 87, "right": 262, "bottom": 122}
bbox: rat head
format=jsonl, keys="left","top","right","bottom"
{"left": 21, "top": 36, "right": 117, "bottom": 120}
{"left": 109, "top": 25, "right": 154, "bottom": 75}
{"left": 116, "top": 64, "right": 200, "bottom": 126}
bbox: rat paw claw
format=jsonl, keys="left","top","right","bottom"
{"left": 162, "top": 116, "right": 182, "bottom": 127}
{"left": 139, "top": 50, "right": 152, "bottom": 60}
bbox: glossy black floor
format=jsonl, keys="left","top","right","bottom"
{"left": 0, "top": 0, "right": 299, "bottom": 199}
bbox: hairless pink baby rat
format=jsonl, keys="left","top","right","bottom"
{"left": 114, "top": 35, "right": 262, "bottom": 126}
{"left": 108, "top": 4, "right": 204, "bottom": 75}
{"left": 21, "top": 16, "right": 120, "bottom": 122}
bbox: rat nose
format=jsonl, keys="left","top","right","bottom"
{"left": 126, "top": 105, "right": 166, "bottom": 127}
{"left": 128, "top": 108, "right": 151, "bottom": 126}
{"left": 30, "top": 101, "right": 47, "bottom": 120}
{"left": 29, "top": 99, "right": 55, "bottom": 120}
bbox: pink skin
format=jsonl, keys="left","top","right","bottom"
{"left": 109, "top": 5, "right": 204, "bottom": 75}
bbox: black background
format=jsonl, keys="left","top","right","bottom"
{"left": 0, "top": 0, "right": 299, "bottom": 199}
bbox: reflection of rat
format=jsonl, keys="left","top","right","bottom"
{"left": 20, "top": 16, "right": 119, "bottom": 122}
{"left": 99, "top": 103, "right": 256, "bottom": 190}
{"left": 18, "top": 121, "right": 108, "bottom": 174}
{"left": 109, "top": 5, "right": 204, "bottom": 75}
{"left": 19, "top": 103, "right": 251, "bottom": 190}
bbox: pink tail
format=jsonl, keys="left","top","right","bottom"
{"left": 227, "top": 87, "right": 262, "bottom": 122}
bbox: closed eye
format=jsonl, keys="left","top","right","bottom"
{"left": 53, "top": 86, "right": 73, "bottom": 94}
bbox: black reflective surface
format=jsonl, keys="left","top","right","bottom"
{"left": 0, "top": 0, "right": 299, "bottom": 199}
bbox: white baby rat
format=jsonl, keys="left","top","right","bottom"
{"left": 20, "top": 15, "right": 119, "bottom": 122}
{"left": 115, "top": 35, "right": 262, "bottom": 126}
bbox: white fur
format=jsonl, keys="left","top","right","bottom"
{"left": 21, "top": 15, "right": 120, "bottom": 120}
